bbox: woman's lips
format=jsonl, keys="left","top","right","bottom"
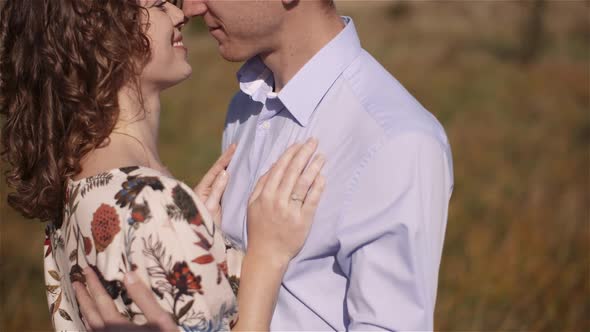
{"left": 172, "top": 34, "right": 186, "bottom": 52}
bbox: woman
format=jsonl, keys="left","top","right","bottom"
{"left": 0, "top": 0, "right": 325, "bottom": 331}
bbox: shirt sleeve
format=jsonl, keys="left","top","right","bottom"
{"left": 122, "top": 180, "right": 237, "bottom": 330}
{"left": 336, "top": 132, "right": 453, "bottom": 331}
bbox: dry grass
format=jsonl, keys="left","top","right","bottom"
{"left": 1, "top": 1, "right": 589, "bottom": 331}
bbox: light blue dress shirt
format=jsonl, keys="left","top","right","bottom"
{"left": 221, "top": 17, "right": 453, "bottom": 331}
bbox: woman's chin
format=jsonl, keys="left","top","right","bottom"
{"left": 178, "top": 66, "right": 193, "bottom": 82}
{"left": 155, "top": 68, "right": 193, "bottom": 91}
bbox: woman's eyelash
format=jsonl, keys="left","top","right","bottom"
{"left": 154, "top": 0, "right": 168, "bottom": 11}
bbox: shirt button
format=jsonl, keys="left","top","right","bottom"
{"left": 261, "top": 121, "right": 270, "bottom": 129}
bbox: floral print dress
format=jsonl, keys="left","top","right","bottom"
{"left": 43, "top": 166, "right": 241, "bottom": 331}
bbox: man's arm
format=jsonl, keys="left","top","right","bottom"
{"left": 336, "top": 132, "right": 453, "bottom": 331}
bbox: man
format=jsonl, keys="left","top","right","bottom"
{"left": 197, "top": 1, "right": 453, "bottom": 330}
{"left": 78, "top": 0, "right": 453, "bottom": 330}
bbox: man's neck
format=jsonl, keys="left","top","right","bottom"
{"left": 260, "top": 10, "right": 344, "bottom": 93}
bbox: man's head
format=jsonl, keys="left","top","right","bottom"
{"left": 183, "top": 0, "right": 336, "bottom": 62}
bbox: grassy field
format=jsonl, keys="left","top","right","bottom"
{"left": 1, "top": 1, "right": 589, "bottom": 331}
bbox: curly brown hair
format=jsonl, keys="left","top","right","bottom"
{"left": 0, "top": 0, "right": 159, "bottom": 225}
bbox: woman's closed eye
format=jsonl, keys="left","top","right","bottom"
{"left": 153, "top": 0, "right": 168, "bottom": 12}
{"left": 168, "top": 0, "right": 184, "bottom": 9}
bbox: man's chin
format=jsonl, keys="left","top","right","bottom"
{"left": 217, "top": 45, "right": 252, "bottom": 63}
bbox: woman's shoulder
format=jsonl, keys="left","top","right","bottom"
{"left": 64, "top": 167, "right": 189, "bottom": 231}
{"left": 61, "top": 165, "right": 217, "bottom": 273}
{"left": 68, "top": 166, "right": 193, "bottom": 206}
{"left": 66, "top": 166, "right": 210, "bottom": 230}
{"left": 47, "top": 166, "right": 236, "bottom": 330}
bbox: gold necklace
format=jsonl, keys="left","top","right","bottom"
{"left": 110, "top": 131, "right": 170, "bottom": 175}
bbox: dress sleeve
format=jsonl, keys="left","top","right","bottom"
{"left": 118, "top": 178, "right": 237, "bottom": 330}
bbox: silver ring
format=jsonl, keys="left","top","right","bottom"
{"left": 290, "top": 194, "right": 305, "bottom": 203}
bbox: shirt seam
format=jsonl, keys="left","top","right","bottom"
{"left": 335, "top": 130, "right": 449, "bottom": 257}
{"left": 336, "top": 135, "right": 389, "bottom": 255}
{"left": 340, "top": 56, "right": 451, "bottom": 157}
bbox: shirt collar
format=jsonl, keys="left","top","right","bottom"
{"left": 237, "top": 17, "right": 362, "bottom": 127}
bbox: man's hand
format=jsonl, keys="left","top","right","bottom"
{"left": 194, "top": 144, "right": 237, "bottom": 226}
{"left": 73, "top": 267, "right": 177, "bottom": 332}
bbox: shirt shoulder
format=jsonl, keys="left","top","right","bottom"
{"left": 340, "top": 50, "right": 450, "bottom": 151}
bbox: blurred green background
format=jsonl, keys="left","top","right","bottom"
{"left": 1, "top": 1, "right": 588, "bottom": 331}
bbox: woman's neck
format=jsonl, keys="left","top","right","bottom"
{"left": 75, "top": 86, "right": 168, "bottom": 180}
{"left": 113, "top": 86, "right": 167, "bottom": 173}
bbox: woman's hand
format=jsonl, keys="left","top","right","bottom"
{"left": 246, "top": 138, "right": 326, "bottom": 266}
{"left": 194, "top": 144, "right": 237, "bottom": 225}
{"left": 73, "top": 140, "right": 327, "bottom": 332}
{"left": 73, "top": 267, "right": 176, "bottom": 332}
{"left": 233, "top": 138, "right": 326, "bottom": 331}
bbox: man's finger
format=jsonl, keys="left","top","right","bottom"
{"left": 72, "top": 281, "right": 105, "bottom": 331}
{"left": 83, "top": 267, "right": 128, "bottom": 324}
{"left": 123, "top": 271, "right": 177, "bottom": 331}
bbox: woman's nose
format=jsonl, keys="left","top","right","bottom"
{"left": 169, "top": 3, "right": 188, "bottom": 28}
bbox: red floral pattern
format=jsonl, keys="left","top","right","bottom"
{"left": 83, "top": 236, "right": 93, "bottom": 256}
{"left": 44, "top": 167, "right": 240, "bottom": 331}
{"left": 91, "top": 204, "right": 121, "bottom": 252}
{"left": 44, "top": 234, "right": 52, "bottom": 258}
{"left": 167, "top": 262, "right": 203, "bottom": 295}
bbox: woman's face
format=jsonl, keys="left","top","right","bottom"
{"left": 139, "top": 0, "right": 191, "bottom": 92}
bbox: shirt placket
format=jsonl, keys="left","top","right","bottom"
{"left": 248, "top": 106, "right": 275, "bottom": 173}
{"left": 243, "top": 96, "right": 283, "bottom": 248}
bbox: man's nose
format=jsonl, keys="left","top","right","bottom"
{"left": 183, "top": 0, "right": 207, "bottom": 18}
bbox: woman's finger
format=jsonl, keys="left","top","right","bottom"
{"left": 301, "top": 175, "right": 326, "bottom": 219}
{"left": 83, "top": 267, "right": 128, "bottom": 325}
{"left": 123, "top": 272, "right": 177, "bottom": 331}
{"left": 72, "top": 281, "right": 105, "bottom": 331}
{"left": 277, "top": 138, "right": 319, "bottom": 201}
{"left": 195, "top": 144, "right": 236, "bottom": 193}
{"left": 249, "top": 172, "right": 270, "bottom": 205}
{"left": 288, "top": 153, "right": 325, "bottom": 204}
{"left": 204, "top": 169, "right": 228, "bottom": 211}
{"left": 262, "top": 141, "right": 307, "bottom": 195}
